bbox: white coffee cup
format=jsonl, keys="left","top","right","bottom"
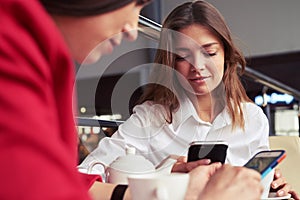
{"left": 260, "top": 169, "right": 275, "bottom": 199}
{"left": 128, "top": 173, "right": 190, "bottom": 200}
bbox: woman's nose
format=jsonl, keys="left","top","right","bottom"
{"left": 191, "top": 55, "right": 206, "bottom": 72}
{"left": 122, "top": 24, "right": 138, "bottom": 41}
{"left": 192, "top": 63, "right": 205, "bottom": 71}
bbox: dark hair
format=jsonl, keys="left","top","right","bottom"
{"left": 138, "top": 0, "right": 251, "bottom": 129}
{"left": 40, "top": 0, "right": 151, "bottom": 16}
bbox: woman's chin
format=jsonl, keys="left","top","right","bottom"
{"left": 81, "top": 41, "right": 115, "bottom": 64}
{"left": 79, "top": 52, "right": 101, "bottom": 65}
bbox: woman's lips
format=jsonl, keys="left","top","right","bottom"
{"left": 101, "top": 38, "right": 120, "bottom": 55}
{"left": 109, "top": 38, "right": 121, "bottom": 47}
{"left": 189, "top": 76, "right": 211, "bottom": 83}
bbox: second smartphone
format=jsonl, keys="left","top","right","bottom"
{"left": 244, "top": 150, "right": 286, "bottom": 178}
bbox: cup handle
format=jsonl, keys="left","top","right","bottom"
{"left": 87, "top": 161, "right": 107, "bottom": 174}
{"left": 154, "top": 187, "right": 168, "bottom": 200}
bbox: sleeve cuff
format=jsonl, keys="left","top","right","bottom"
{"left": 78, "top": 172, "right": 103, "bottom": 189}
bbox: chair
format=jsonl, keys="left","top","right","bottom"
{"left": 269, "top": 136, "right": 300, "bottom": 194}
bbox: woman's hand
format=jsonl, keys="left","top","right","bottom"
{"left": 271, "top": 168, "right": 300, "bottom": 200}
{"left": 198, "top": 165, "right": 263, "bottom": 200}
{"left": 185, "top": 162, "right": 222, "bottom": 200}
{"left": 171, "top": 156, "right": 211, "bottom": 173}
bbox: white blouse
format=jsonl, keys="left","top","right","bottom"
{"left": 79, "top": 96, "right": 269, "bottom": 175}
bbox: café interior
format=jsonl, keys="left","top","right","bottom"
{"left": 75, "top": 0, "right": 300, "bottom": 194}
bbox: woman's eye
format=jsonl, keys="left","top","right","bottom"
{"left": 203, "top": 51, "right": 216, "bottom": 57}
{"left": 175, "top": 55, "right": 189, "bottom": 61}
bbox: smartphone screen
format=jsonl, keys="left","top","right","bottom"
{"left": 187, "top": 141, "right": 228, "bottom": 164}
{"left": 244, "top": 150, "right": 286, "bottom": 178}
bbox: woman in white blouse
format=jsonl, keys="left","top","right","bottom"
{"left": 80, "top": 0, "right": 269, "bottom": 169}
{"left": 81, "top": 0, "right": 269, "bottom": 169}
{"left": 80, "top": 1, "right": 299, "bottom": 198}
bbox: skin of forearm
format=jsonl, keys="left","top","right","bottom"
{"left": 88, "top": 182, "right": 131, "bottom": 200}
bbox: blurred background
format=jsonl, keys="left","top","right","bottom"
{"left": 76, "top": 0, "right": 300, "bottom": 151}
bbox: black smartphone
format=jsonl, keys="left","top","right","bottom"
{"left": 187, "top": 141, "right": 228, "bottom": 164}
{"left": 244, "top": 150, "right": 286, "bottom": 179}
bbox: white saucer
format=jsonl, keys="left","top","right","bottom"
{"left": 261, "top": 192, "right": 292, "bottom": 200}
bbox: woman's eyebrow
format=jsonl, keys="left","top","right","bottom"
{"left": 175, "top": 42, "right": 219, "bottom": 51}
{"left": 201, "top": 42, "right": 219, "bottom": 48}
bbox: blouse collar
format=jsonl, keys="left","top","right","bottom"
{"left": 172, "top": 92, "right": 232, "bottom": 131}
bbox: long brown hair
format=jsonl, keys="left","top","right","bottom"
{"left": 138, "top": 0, "right": 251, "bottom": 129}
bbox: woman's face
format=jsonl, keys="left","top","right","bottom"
{"left": 56, "top": 2, "right": 144, "bottom": 63}
{"left": 174, "top": 24, "right": 225, "bottom": 96}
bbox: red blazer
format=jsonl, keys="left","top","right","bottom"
{"left": 0, "top": 0, "right": 100, "bottom": 199}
